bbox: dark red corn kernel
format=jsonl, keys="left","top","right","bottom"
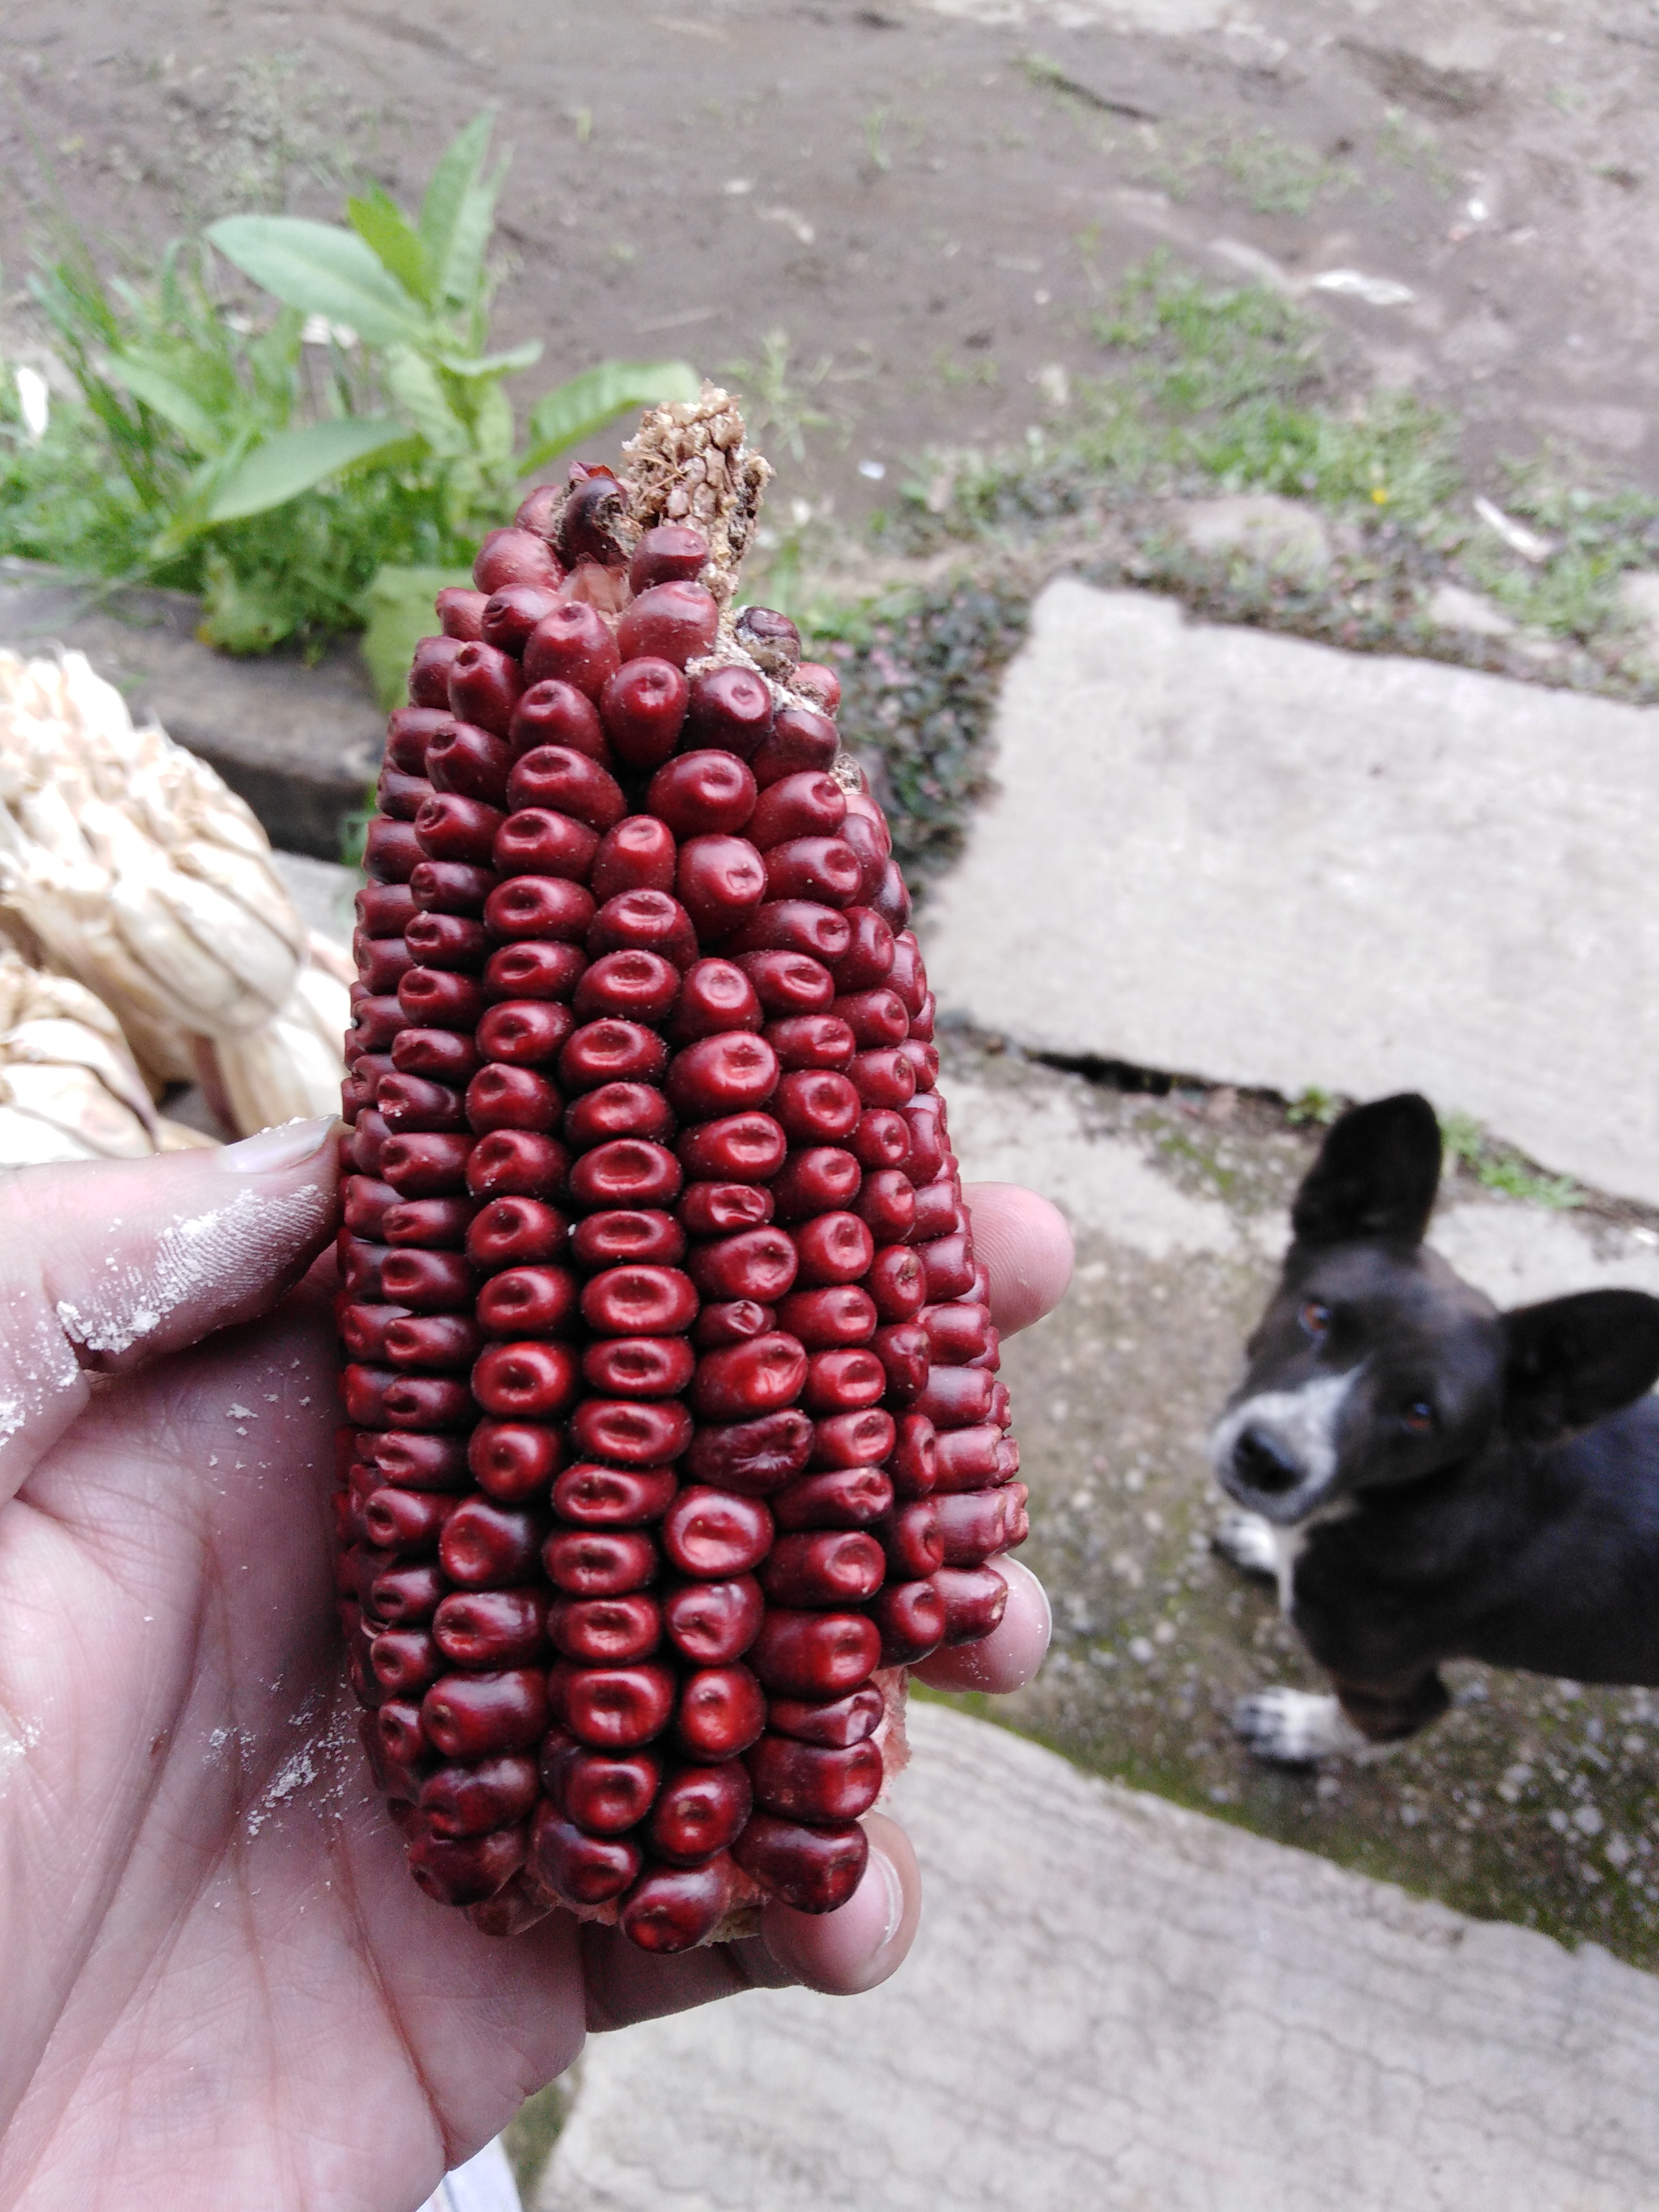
{"left": 679, "top": 1181, "right": 774, "bottom": 1235}
{"left": 811, "top": 1409, "right": 895, "bottom": 1470}
{"left": 793, "top": 660, "right": 842, "bottom": 714}
{"left": 583, "top": 1334, "right": 697, "bottom": 1399}
{"left": 559, "top": 1661, "right": 677, "bottom": 1749}
{"left": 674, "top": 832, "right": 769, "bottom": 944}
{"left": 475, "top": 525, "right": 564, "bottom": 594}
{"left": 384, "top": 1373, "right": 479, "bottom": 1434}
{"left": 416, "top": 793, "right": 506, "bottom": 868}
{"left": 911, "top": 1180, "right": 961, "bottom": 1242}
{"left": 630, "top": 524, "right": 710, "bottom": 592}
{"left": 648, "top": 751, "right": 757, "bottom": 839}
{"left": 777, "top": 1284, "right": 877, "bottom": 1349}
{"left": 668, "top": 1034, "right": 779, "bottom": 1121}
{"left": 734, "top": 605, "right": 801, "bottom": 673}
{"left": 765, "top": 1016, "right": 857, "bottom": 1073}
{"left": 661, "top": 1487, "right": 775, "bottom": 1578}
{"left": 466, "top": 1065, "right": 561, "bottom": 1136}
{"left": 574, "top": 950, "right": 680, "bottom": 1027}
{"left": 471, "top": 1339, "right": 581, "bottom": 1420}
{"left": 873, "top": 1322, "right": 932, "bottom": 1406}
{"left": 923, "top": 1300, "right": 996, "bottom": 1363}
{"left": 553, "top": 1463, "right": 677, "bottom": 1526}
{"left": 915, "top": 1364, "right": 997, "bottom": 1431}
{"left": 771, "top": 1148, "right": 862, "bottom": 1223}
{"left": 531, "top": 1804, "right": 641, "bottom": 1905}
{"left": 393, "top": 1030, "right": 482, "bottom": 1089}
{"left": 834, "top": 990, "right": 910, "bottom": 1050}
{"left": 580, "top": 1261, "right": 697, "bottom": 1336}
{"left": 667, "top": 959, "right": 761, "bottom": 1044}
{"left": 675, "top": 1664, "right": 766, "bottom": 1760}
{"left": 748, "top": 772, "right": 846, "bottom": 851}
{"left": 590, "top": 889, "right": 698, "bottom": 971}
{"left": 880, "top": 1499, "right": 944, "bottom": 1579}
{"left": 420, "top": 1754, "right": 540, "bottom": 1838}
{"left": 556, "top": 464, "right": 629, "bottom": 567}
{"left": 482, "top": 583, "right": 560, "bottom": 655}
{"left": 909, "top": 991, "right": 936, "bottom": 1041}
{"left": 768, "top": 1685, "right": 884, "bottom": 1748}
{"left": 384, "top": 1315, "right": 484, "bottom": 1372}
{"left": 434, "top": 1589, "right": 547, "bottom": 1668}
{"left": 685, "top": 1407, "right": 814, "bottom": 1495}
{"left": 849, "top": 1049, "right": 916, "bottom": 1109}
{"left": 371, "top": 1628, "right": 442, "bottom": 1696}
{"left": 869, "top": 1245, "right": 928, "bottom": 1321}
{"left": 448, "top": 642, "right": 527, "bottom": 739}
{"left": 690, "top": 1334, "right": 808, "bottom": 1422}
{"left": 477, "top": 1001, "right": 575, "bottom": 1070}
{"left": 838, "top": 815, "right": 889, "bottom": 903}
{"left": 484, "top": 878, "right": 596, "bottom": 951}
{"left": 366, "top": 1431, "right": 472, "bottom": 1494}
{"left": 384, "top": 712, "right": 450, "bottom": 778}
{"left": 889, "top": 935, "right": 927, "bottom": 1015}
{"left": 936, "top": 1486, "right": 1024, "bottom": 1567}
{"left": 404, "top": 911, "right": 489, "bottom": 971}
{"left": 509, "top": 683, "right": 612, "bottom": 768}
{"left": 760, "top": 1528, "right": 885, "bottom": 1605}
{"left": 524, "top": 602, "right": 623, "bottom": 699}
{"left": 438, "top": 587, "right": 490, "bottom": 642}
{"left": 370, "top": 1561, "right": 447, "bottom": 1623}
{"left": 428, "top": 722, "right": 515, "bottom": 806}
{"left": 764, "top": 836, "right": 863, "bottom": 909}
{"left": 919, "top": 1234, "right": 977, "bottom": 1304}
{"left": 732, "top": 1813, "right": 868, "bottom": 1915}
{"left": 617, "top": 580, "right": 720, "bottom": 666}
{"left": 466, "top": 1197, "right": 568, "bottom": 1272}
{"left": 559, "top": 1020, "right": 669, "bottom": 1095}
{"left": 591, "top": 816, "right": 678, "bottom": 903}
{"left": 889, "top": 1413, "right": 940, "bottom": 1499}
{"left": 543, "top": 1528, "right": 658, "bottom": 1596}
{"left": 380, "top": 1247, "right": 476, "bottom": 1311}
{"left": 872, "top": 861, "right": 912, "bottom": 931}
{"left": 440, "top": 1498, "right": 546, "bottom": 1588}
{"left": 687, "top": 1226, "right": 798, "bottom": 1304}
{"left": 475, "top": 1263, "right": 580, "bottom": 1338}
{"left": 513, "top": 483, "right": 564, "bottom": 538}
{"left": 727, "top": 899, "right": 852, "bottom": 962}
{"left": 422, "top": 1669, "right": 550, "bottom": 1759}
{"left": 872, "top": 1578, "right": 948, "bottom": 1667}
{"left": 676, "top": 1113, "right": 787, "bottom": 1184}
{"left": 379, "top": 1697, "right": 429, "bottom": 1765}
{"left": 358, "top": 879, "right": 421, "bottom": 936}
{"left": 398, "top": 968, "right": 485, "bottom": 1033}
{"left": 774, "top": 1070, "right": 861, "bottom": 1145}
{"left": 748, "top": 1733, "right": 883, "bottom": 1823}
{"left": 377, "top": 768, "right": 432, "bottom": 822}
{"left": 549, "top": 1592, "right": 663, "bottom": 1664}
{"left": 749, "top": 703, "right": 840, "bottom": 787}
{"left": 618, "top": 1855, "right": 736, "bottom": 1954}
{"left": 685, "top": 663, "right": 774, "bottom": 757}
{"left": 600, "top": 657, "right": 690, "bottom": 771}
{"left": 802, "top": 1347, "right": 886, "bottom": 1414}
{"left": 693, "top": 1298, "right": 775, "bottom": 1348}
{"left": 351, "top": 997, "right": 406, "bottom": 1055}
{"left": 408, "top": 1819, "right": 529, "bottom": 1909}
{"left": 772, "top": 1468, "right": 894, "bottom": 1534}
{"left": 662, "top": 1574, "right": 764, "bottom": 1664}
{"left": 493, "top": 807, "right": 601, "bottom": 883}
{"left": 469, "top": 1420, "right": 563, "bottom": 1501}
{"left": 466, "top": 1130, "right": 570, "bottom": 1201}
{"left": 565, "top": 1080, "right": 676, "bottom": 1151}
{"left": 484, "top": 941, "right": 588, "bottom": 1004}
{"left": 935, "top": 1563, "right": 1009, "bottom": 1645}
{"left": 410, "top": 634, "right": 466, "bottom": 709}
{"left": 557, "top": 1746, "right": 663, "bottom": 1834}
{"left": 343, "top": 1176, "right": 403, "bottom": 1238}
{"left": 570, "top": 1397, "right": 693, "bottom": 1468}
{"left": 648, "top": 1762, "right": 751, "bottom": 1865}
{"left": 748, "top": 1609, "right": 882, "bottom": 1698}
{"left": 412, "top": 860, "right": 498, "bottom": 918}
{"left": 737, "top": 949, "right": 835, "bottom": 1015}
{"left": 572, "top": 1208, "right": 686, "bottom": 1269}
{"left": 348, "top": 1111, "right": 392, "bottom": 1175}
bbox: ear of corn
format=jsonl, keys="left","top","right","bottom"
{"left": 335, "top": 390, "right": 1027, "bottom": 1949}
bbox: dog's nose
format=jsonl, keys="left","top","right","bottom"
{"left": 1232, "top": 1426, "right": 1303, "bottom": 1495}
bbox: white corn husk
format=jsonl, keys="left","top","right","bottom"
{"left": 0, "top": 650, "right": 308, "bottom": 1076}
{"left": 0, "top": 947, "right": 163, "bottom": 1163}
{"left": 199, "top": 929, "right": 351, "bottom": 1137}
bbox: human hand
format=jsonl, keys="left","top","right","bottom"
{"left": 0, "top": 1126, "right": 1070, "bottom": 2210}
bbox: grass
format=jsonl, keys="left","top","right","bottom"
{"left": 1440, "top": 1112, "right": 1583, "bottom": 1209}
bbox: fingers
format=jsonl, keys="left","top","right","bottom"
{"left": 962, "top": 1182, "right": 1073, "bottom": 1337}
{"left": 581, "top": 1814, "right": 924, "bottom": 2030}
{"left": 911, "top": 1557, "right": 1051, "bottom": 1693}
{"left": 0, "top": 1119, "right": 339, "bottom": 1501}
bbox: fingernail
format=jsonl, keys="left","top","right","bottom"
{"left": 215, "top": 1117, "right": 337, "bottom": 1174}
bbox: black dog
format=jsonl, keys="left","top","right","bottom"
{"left": 1209, "top": 1092, "right": 1659, "bottom": 1762}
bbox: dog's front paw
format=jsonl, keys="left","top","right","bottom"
{"left": 1233, "top": 1686, "right": 1366, "bottom": 1765}
{"left": 1213, "top": 1509, "right": 1279, "bottom": 1579}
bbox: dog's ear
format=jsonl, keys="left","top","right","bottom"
{"left": 1291, "top": 1093, "right": 1442, "bottom": 1247}
{"left": 1504, "top": 1291, "right": 1659, "bottom": 1443}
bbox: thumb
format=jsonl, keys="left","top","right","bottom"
{"left": 0, "top": 1116, "right": 339, "bottom": 1502}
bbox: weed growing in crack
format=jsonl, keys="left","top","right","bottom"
{"left": 1440, "top": 1113, "right": 1582, "bottom": 1210}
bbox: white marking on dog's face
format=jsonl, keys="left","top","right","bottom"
{"left": 1208, "top": 1368, "right": 1361, "bottom": 1524}
{"left": 1233, "top": 1687, "right": 1370, "bottom": 1765}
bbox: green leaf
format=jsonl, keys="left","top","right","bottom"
{"left": 383, "top": 347, "right": 471, "bottom": 459}
{"left": 348, "top": 187, "right": 435, "bottom": 307}
{"left": 198, "top": 549, "right": 298, "bottom": 653}
{"left": 359, "top": 561, "right": 474, "bottom": 709}
{"left": 205, "top": 415, "right": 410, "bottom": 522}
{"left": 103, "top": 352, "right": 226, "bottom": 456}
{"left": 519, "top": 359, "right": 702, "bottom": 473}
{"left": 206, "top": 216, "right": 423, "bottom": 347}
{"left": 418, "top": 113, "right": 495, "bottom": 301}
{"left": 473, "top": 382, "right": 516, "bottom": 471}
{"left": 431, "top": 339, "right": 543, "bottom": 381}
{"left": 437, "top": 155, "right": 508, "bottom": 311}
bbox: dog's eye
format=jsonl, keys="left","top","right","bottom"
{"left": 1401, "top": 1400, "right": 1436, "bottom": 1434}
{"left": 1298, "top": 1300, "right": 1330, "bottom": 1339}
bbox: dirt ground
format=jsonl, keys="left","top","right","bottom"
{"left": 6, "top": 0, "right": 1659, "bottom": 534}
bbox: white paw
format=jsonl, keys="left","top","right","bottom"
{"left": 1233, "top": 1687, "right": 1367, "bottom": 1765}
{"left": 1213, "top": 1510, "right": 1279, "bottom": 1578}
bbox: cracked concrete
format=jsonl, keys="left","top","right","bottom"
{"left": 542, "top": 1702, "right": 1659, "bottom": 2212}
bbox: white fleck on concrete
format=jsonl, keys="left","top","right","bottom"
{"left": 922, "top": 581, "right": 1659, "bottom": 1204}
{"left": 543, "top": 1703, "right": 1659, "bottom": 2212}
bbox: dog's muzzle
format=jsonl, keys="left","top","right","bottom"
{"left": 1208, "top": 1370, "right": 1358, "bottom": 1523}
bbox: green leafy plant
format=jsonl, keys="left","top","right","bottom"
{"left": 1440, "top": 1111, "right": 1582, "bottom": 1209}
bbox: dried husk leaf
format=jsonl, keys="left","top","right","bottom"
{"left": 199, "top": 931, "right": 351, "bottom": 1137}
{"left": 0, "top": 949, "right": 161, "bottom": 1162}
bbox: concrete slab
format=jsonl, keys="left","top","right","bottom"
{"left": 542, "top": 1702, "right": 1659, "bottom": 2212}
{"left": 921, "top": 581, "right": 1659, "bottom": 1203}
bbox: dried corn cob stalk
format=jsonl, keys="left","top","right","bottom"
{"left": 0, "top": 946, "right": 162, "bottom": 1161}
{"left": 336, "top": 390, "right": 1026, "bottom": 1951}
{"left": 196, "top": 933, "right": 355, "bottom": 1138}
{"left": 0, "top": 649, "right": 307, "bottom": 1083}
